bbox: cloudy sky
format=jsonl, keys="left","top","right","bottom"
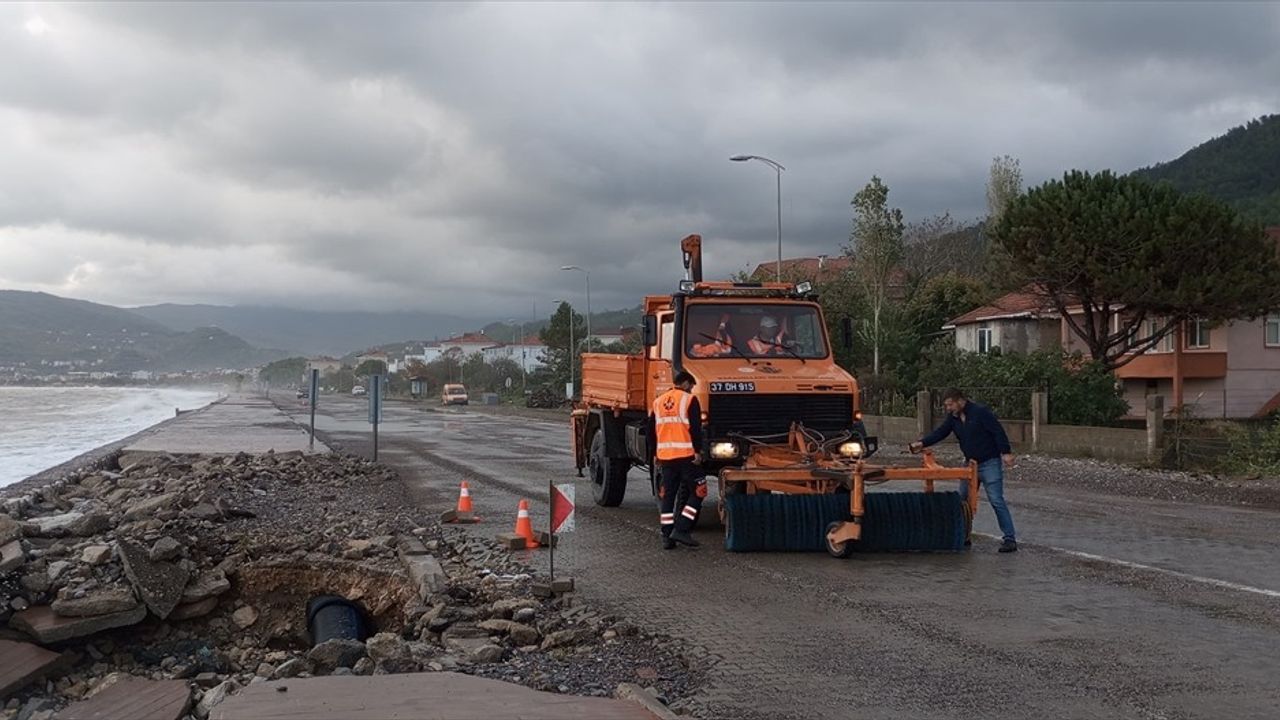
{"left": 1, "top": 2, "right": 1277, "bottom": 320}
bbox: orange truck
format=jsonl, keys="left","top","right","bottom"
{"left": 571, "top": 234, "right": 978, "bottom": 555}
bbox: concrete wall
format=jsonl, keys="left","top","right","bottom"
{"left": 865, "top": 402, "right": 1151, "bottom": 465}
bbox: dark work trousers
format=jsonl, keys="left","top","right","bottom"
{"left": 659, "top": 458, "right": 706, "bottom": 536}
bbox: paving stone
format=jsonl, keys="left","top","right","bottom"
{"left": 8, "top": 604, "right": 146, "bottom": 644}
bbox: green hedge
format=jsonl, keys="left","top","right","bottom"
{"left": 916, "top": 344, "right": 1129, "bottom": 426}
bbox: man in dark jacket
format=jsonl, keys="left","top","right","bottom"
{"left": 909, "top": 388, "right": 1018, "bottom": 552}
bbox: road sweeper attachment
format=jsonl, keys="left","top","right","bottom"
{"left": 718, "top": 425, "right": 979, "bottom": 556}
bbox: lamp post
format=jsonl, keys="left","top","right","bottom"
{"left": 560, "top": 265, "right": 591, "bottom": 351}
{"left": 730, "top": 154, "right": 785, "bottom": 281}
{"left": 554, "top": 298, "right": 574, "bottom": 399}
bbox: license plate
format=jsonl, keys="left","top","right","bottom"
{"left": 709, "top": 381, "right": 755, "bottom": 393}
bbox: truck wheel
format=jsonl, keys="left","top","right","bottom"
{"left": 588, "top": 429, "right": 628, "bottom": 507}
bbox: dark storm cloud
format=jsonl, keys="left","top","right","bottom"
{"left": 1, "top": 2, "right": 1277, "bottom": 317}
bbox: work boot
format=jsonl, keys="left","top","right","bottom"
{"left": 663, "top": 537, "right": 676, "bottom": 550}
{"left": 999, "top": 539, "right": 1018, "bottom": 553}
{"left": 670, "top": 530, "right": 700, "bottom": 548}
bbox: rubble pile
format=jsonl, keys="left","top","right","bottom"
{"left": 0, "top": 451, "right": 699, "bottom": 720}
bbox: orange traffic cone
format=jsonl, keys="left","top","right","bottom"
{"left": 513, "top": 499, "right": 540, "bottom": 548}
{"left": 440, "top": 481, "right": 480, "bottom": 524}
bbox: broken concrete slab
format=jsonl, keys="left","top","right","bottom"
{"left": 118, "top": 539, "right": 189, "bottom": 619}
{"left": 0, "top": 514, "right": 20, "bottom": 545}
{"left": 122, "top": 493, "right": 179, "bottom": 522}
{"left": 0, "top": 639, "right": 64, "bottom": 699}
{"left": 0, "top": 539, "right": 23, "bottom": 574}
{"left": 50, "top": 586, "right": 139, "bottom": 618}
{"left": 30, "top": 512, "right": 83, "bottom": 537}
{"left": 68, "top": 511, "right": 111, "bottom": 537}
{"left": 9, "top": 604, "right": 146, "bottom": 644}
{"left": 52, "top": 676, "right": 192, "bottom": 720}
{"left": 403, "top": 555, "right": 447, "bottom": 598}
{"left": 180, "top": 570, "right": 230, "bottom": 605}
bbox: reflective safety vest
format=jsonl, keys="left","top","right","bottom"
{"left": 653, "top": 388, "right": 695, "bottom": 461}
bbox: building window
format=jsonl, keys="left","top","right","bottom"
{"left": 977, "top": 323, "right": 993, "bottom": 354}
{"left": 1187, "top": 319, "right": 1210, "bottom": 349}
{"left": 1267, "top": 315, "right": 1280, "bottom": 347}
{"left": 1146, "top": 318, "right": 1173, "bottom": 353}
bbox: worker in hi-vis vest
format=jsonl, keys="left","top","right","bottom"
{"left": 649, "top": 370, "right": 706, "bottom": 549}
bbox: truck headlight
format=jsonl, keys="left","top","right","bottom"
{"left": 839, "top": 441, "right": 863, "bottom": 458}
{"left": 710, "top": 442, "right": 738, "bottom": 459}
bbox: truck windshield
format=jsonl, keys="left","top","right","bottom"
{"left": 685, "top": 304, "right": 829, "bottom": 359}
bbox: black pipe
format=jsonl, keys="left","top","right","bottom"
{"left": 307, "top": 595, "right": 369, "bottom": 645}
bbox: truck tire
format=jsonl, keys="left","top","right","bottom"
{"left": 588, "top": 429, "right": 628, "bottom": 507}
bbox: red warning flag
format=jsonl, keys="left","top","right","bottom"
{"left": 551, "top": 484, "right": 575, "bottom": 533}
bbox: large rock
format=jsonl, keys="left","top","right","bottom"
{"left": 118, "top": 539, "right": 189, "bottom": 619}
{"left": 195, "top": 679, "right": 239, "bottom": 718}
{"left": 0, "top": 514, "right": 20, "bottom": 545}
{"left": 0, "top": 539, "right": 23, "bottom": 574}
{"left": 150, "top": 536, "right": 183, "bottom": 561}
{"left": 490, "top": 598, "right": 538, "bottom": 618}
{"left": 51, "top": 586, "right": 139, "bottom": 617}
{"left": 9, "top": 604, "right": 146, "bottom": 643}
{"left": 169, "top": 597, "right": 219, "bottom": 621}
{"left": 468, "top": 644, "right": 505, "bottom": 664}
{"left": 68, "top": 512, "right": 111, "bottom": 537}
{"left": 365, "top": 632, "right": 416, "bottom": 673}
{"left": 231, "top": 606, "right": 259, "bottom": 629}
{"left": 123, "top": 493, "right": 179, "bottom": 522}
{"left": 307, "top": 639, "right": 367, "bottom": 672}
{"left": 30, "top": 512, "right": 83, "bottom": 536}
{"left": 540, "top": 628, "right": 594, "bottom": 652}
{"left": 478, "top": 619, "right": 540, "bottom": 647}
{"left": 181, "top": 570, "right": 231, "bottom": 605}
{"left": 81, "top": 545, "right": 113, "bottom": 565}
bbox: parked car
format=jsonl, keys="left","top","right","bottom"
{"left": 441, "top": 383, "right": 469, "bottom": 406}
{"left": 352, "top": 385, "right": 367, "bottom": 395}
{"left": 296, "top": 389, "right": 308, "bottom": 399}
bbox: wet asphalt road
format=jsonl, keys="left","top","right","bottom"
{"left": 287, "top": 396, "right": 1280, "bottom": 720}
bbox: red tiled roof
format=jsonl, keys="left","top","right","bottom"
{"left": 442, "top": 332, "right": 494, "bottom": 345}
{"left": 946, "top": 289, "right": 1058, "bottom": 327}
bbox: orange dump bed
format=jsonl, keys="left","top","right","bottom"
{"left": 580, "top": 353, "right": 648, "bottom": 412}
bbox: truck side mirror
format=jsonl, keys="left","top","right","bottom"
{"left": 642, "top": 315, "right": 658, "bottom": 347}
{"left": 841, "top": 317, "right": 853, "bottom": 351}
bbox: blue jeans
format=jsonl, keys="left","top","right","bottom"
{"left": 960, "top": 458, "right": 1016, "bottom": 542}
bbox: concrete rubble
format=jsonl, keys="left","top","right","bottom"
{"left": 0, "top": 450, "right": 699, "bottom": 720}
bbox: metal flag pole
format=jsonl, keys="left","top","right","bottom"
{"left": 548, "top": 479, "right": 555, "bottom": 583}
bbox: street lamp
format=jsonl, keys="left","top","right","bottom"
{"left": 730, "top": 154, "right": 785, "bottom": 281}
{"left": 554, "top": 298, "right": 575, "bottom": 399}
{"left": 560, "top": 266, "right": 591, "bottom": 352}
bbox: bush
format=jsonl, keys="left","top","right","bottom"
{"left": 916, "top": 343, "right": 1129, "bottom": 426}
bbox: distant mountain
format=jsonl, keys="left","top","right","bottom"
{"left": 129, "top": 304, "right": 475, "bottom": 357}
{"left": 0, "top": 290, "right": 286, "bottom": 371}
{"left": 1132, "top": 114, "right": 1280, "bottom": 225}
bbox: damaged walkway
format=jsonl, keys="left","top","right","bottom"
{"left": 121, "top": 395, "right": 327, "bottom": 458}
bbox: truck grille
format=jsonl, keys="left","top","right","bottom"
{"left": 709, "top": 394, "right": 853, "bottom": 438}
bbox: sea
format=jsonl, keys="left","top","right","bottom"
{"left": 0, "top": 386, "right": 224, "bottom": 488}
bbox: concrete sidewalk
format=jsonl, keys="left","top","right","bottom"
{"left": 212, "top": 673, "right": 671, "bottom": 720}
{"left": 122, "top": 394, "right": 327, "bottom": 458}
